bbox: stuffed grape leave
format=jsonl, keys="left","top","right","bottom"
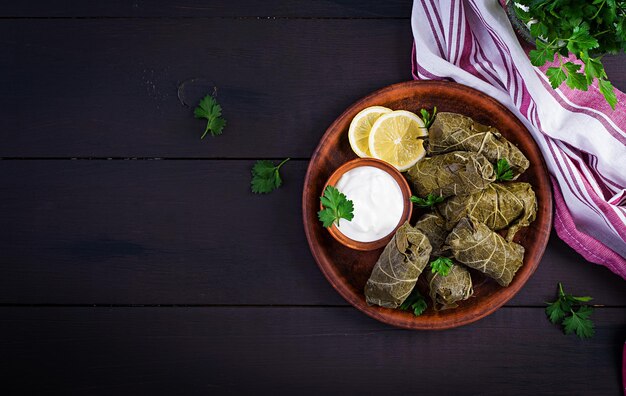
{"left": 439, "top": 182, "right": 537, "bottom": 241}
{"left": 428, "top": 112, "right": 529, "bottom": 178}
{"left": 427, "top": 263, "right": 473, "bottom": 310}
{"left": 446, "top": 218, "right": 525, "bottom": 287}
{"left": 414, "top": 212, "right": 449, "bottom": 256}
{"left": 406, "top": 151, "right": 496, "bottom": 199}
{"left": 364, "top": 222, "right": 432, "bottom": 308}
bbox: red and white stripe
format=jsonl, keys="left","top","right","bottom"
{"left": 411, "top": 0, "right": 626, "bottom": 278}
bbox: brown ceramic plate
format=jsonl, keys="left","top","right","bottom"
{"left": 302, "top": 81, "right": 552, "bottom": 330}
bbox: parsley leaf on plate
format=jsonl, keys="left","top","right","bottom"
{"left": 420, "top": 106, "right": 438, "bottom": 129}
{"left": 430, "top": 257, "right": 453, "bottom": 277}
{"left": 194, "top": 94, "right": 226, "bottom": 138}
{"left": 410, "top": 193, "right": 444, "bottom": 208}
{"left": 495, "top": 158, "right": 514, "bottom": 181}
{"left": 251, "top": 158, "right": 290, "bottom": 194}
{"left": 399, "top": 287, "right": 428, "bottom": 316}
{"left": 317, "top": 185, "right": 354, "bottom": 228}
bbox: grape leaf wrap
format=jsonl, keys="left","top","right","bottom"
{"left": 406, "top": 151, "right": 496, "bottom": 198}
{"left": 427, "top": 263, "right": 473, "bottom": 310}
{"left": 438, "top": 182, "right": 537, "bottom": 241}
{"left": 414, "top": 212, "right": 449, "bottom": 257}
{"left": 364, "top": 222, "right": 432, "bottom": 309}
{"left": 446, "top": 218, "right": 525, "bottom": 287}
{"left": 428, "top": 112, "right": 529, "bottom": 178}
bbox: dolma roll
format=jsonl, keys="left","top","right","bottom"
{"left": 406, "top": 151, "right": 496, "bottom": 199}
{"left": 428, "top": 112, "right": 529, "bottom": 178}
{"left": 414, "top": 212, "right": 449, "bottom": 256}
{"left": 446, "top": 218, "right": 524, "bottom": 287}
{"left": 439, "top": 182, "right": 537, "bottom": 241}
{"left": 427, "top": 263, "right": 473, "bottom": 310}
{"left": 365, "top": 222, "right": 432, "bottom": 308}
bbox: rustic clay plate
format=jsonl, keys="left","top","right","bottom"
{"left": 302, "top": 81, "right": 552, "bottom": 330}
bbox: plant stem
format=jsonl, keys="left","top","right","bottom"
{"left": 277, "top": 157, "right": 290, "bottom": 169}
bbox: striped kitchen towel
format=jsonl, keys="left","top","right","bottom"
{"left": 411, "top": 0, "right": 626, "bottom": 278}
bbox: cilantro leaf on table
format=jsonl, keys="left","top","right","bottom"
{"left": 251, "top": 158, "right": 290, "bottom": 194}
{"left": 399, "top": 287, "right": 428, "bottom": 316}
{"left": 495, "top": 158, "right": 514, "bottom": 181}
{"left": 545, "top": 283, "right": 595, "bottom": 339}
{"left": 194, "top": 94, "right": 226, "bottom": 138}
{"left": 317, "top": 185, "right": 354, "bottom": 228}
{"left": 430, "top": 257, "right": 453, "bottom": 277}
{"left": 562, "top": 306, "right": 595, "bottom": 339}
{"left": 420, "top": 106, "right": 438, "bottom": 129}
{"left": 410, "top": 193, "right": 444, "bottom": 208}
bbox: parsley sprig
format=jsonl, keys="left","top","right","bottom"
{"left": 251, "top": 158, "right": 290, "bottom": 194}
{"left": 399, "top": 287, "right": 428, "bottom": 316}
{"left": 317, "top": 186, "right": 354, "bottom": 228}
{"left": 420, "top": 106, "right": 438, "bottom": 129}
{"left": 495, "top": 158, "right": 514, "bottom": 181}
{"left": 545, "top": 282, "right": 595, "bottom": 339}
{"left": 194, "top": 94, "right": 227, "bottom": 138}
{"left": 515, "top": 0, "right": 623, "bottom": 109}
{"left": 430, "top": 257, "right": 453, "bottom": 277}
{"left": 410, "top": 193, "right": 444, "bottom": 208}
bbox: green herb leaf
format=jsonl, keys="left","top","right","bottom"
{"left": 317, "top": 185, "right": 354, "bottom": 228}
{"left": 251, "top": 158, "right": 290, "bottom": 194}
{"left": 399, "top": 287, "right": 428, "bottom": 316}
{"left": 566, "top": 26, "right": 599, "bottom": 53}
{"left": 420, "top": 106, "right": 438, "bottom": 129}
{"left": 598, "top": 78, "right": 618, "bottom": 110}
{"left": 562, "top": 62, "right": 588, "bottom": 91}
{"left": 545, "top": 282, "right": 595, "bottom": 339}
{"left": 545, "top": 300, "right": 567, "bottom": 324}
{"left": 529, "top": 40, "right": 555, "bottom": 66}
{"left": 546, "top": 66, "right": 567, "bottom": 89}
{"left": 410, "top": 193, "right": 444, "bottom": 208}
{"left": 194, "top": 94, "right": 227, "bottom": 138}
{"left": 562, "top": 306, "right": 595, "bottom": 339}
{"left": 495, "top": 158, "right": 514, "bottom": 181}
{"left": 430, "top": 257, "right": 453, "bottom": 277}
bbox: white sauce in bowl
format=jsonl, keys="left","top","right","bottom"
{"left": 334, "top": 166, "right": 404, "bottom": 242}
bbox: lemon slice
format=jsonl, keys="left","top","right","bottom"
{"left": 348, "top": 106, "right": 392, "bottom": 158}
{"left": 368, "top": 110, "right": 428, "bottom": 171}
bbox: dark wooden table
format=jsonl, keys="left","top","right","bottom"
{"left": 1, "top": 2, "right": 625, "bottom": 395}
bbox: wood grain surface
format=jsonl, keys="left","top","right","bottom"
{"left": 1, "top": 1, "right": 625, "bottom": 394}
{"left": 2, "top": 307, "right": 625, "bottom": 395}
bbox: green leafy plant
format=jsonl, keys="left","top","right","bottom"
{"left": 514, "top": 0, "right": 624, "bottom": 109}
{"left": 495, "top": 158, "right": 514, "bottom": 181}
{"left": 399, "top": 287, "right": 428, "bottom": 316}
{"left": 545, "top": 282, "right": 595, "bottom": 339}
{"left": 251, "top": 158, "right": 290, "bottom": 194}
{"left": 410, "top": 193, "right": 444, "bottom": 208}
{"left": 194, "top": 94, "right": 227, "bottom": 138}
{"left": 430, "top": 257, "right": 453, "bottom": 276}
{"left": 317, "top": 186, "right": 354, "bottom": 228}
{"left": 420, "top": 106, "right": 438, "bottom": 128}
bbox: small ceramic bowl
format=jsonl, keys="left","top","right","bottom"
{"left": 321, "top": 158, "right": 413, "bottom": 251}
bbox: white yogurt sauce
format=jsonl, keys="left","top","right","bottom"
{"left": 334, "top": 166, "right": 404, "bottom": 242}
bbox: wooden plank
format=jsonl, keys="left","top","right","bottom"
{"left": 2, "top": 306, "right": 624, "bottom": 394}
{"left": 2, "top": 20, "right": 624, "bottom": 158}
{"left": 1, "top": 1, "right": 412, "bottom": 18}
{"left": 0, "top": 19, "right": 412, "bottom": 158}
{"left": 1, "top": 160, "right": 624, "bottom": 306}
